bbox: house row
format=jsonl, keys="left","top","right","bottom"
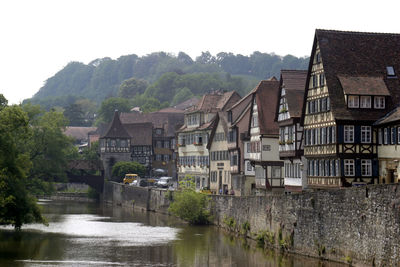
{"left": 177, "top": 29, "right": 400, "bottom": 194}
{"left": 98, "top": 29, "right": 400, "bottom": 194}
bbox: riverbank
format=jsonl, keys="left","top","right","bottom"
{"left": 103, "top": 181, "right": 400, "bottom": 266}
{"left": 39, "top": 192, "right": 97, "bottom": 203}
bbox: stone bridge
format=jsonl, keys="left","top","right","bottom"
{"left": 67, "top": 160, "right": 104, "bottom": 192}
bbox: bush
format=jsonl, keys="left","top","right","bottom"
{"left": 111, "top": 161, "right": 145, "bottom": 182}
{"left": 168, "top": 176, "right": 211, "bottom": 224}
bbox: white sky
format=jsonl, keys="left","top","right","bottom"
{"left": 1, "top": 0, "right": 400, "bottom": 104}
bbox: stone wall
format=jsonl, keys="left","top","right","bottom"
{"left": 103, "top": 181, "right": 400, "bottom": 266}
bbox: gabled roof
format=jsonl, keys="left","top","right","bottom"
{"left": 173, "top": 97, "right": 200, "bottom": 110}
{"left": 228, "top": 88, "right": 253, "bottom": 125}
{"left": 278, "top": 70, "right": 307, "bottom": 119}
{"left": 188, "top": 91, "right": 242, "bottom": 114}
{"left": 120, "top": 111, "right": 184, "bottom": 137}
{"left": 101, "top": 111, "right": 131, "bottom": 138}
{"left": 305, "top": 29, "right": 400, "bottom": 122}
{"left": 374, "top": 106, "right": 400, "bottom": 126}
{"left": 253, "top": 79, "right": 280, "bottom": 135}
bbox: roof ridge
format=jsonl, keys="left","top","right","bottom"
{"left": 317, "top": 29, "right": 400, "bottom": 36}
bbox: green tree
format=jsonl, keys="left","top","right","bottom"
{"left": 28, "top": 110, "right": 73, "bottom": 182}
{"left": 0, "top": 94, "right": 8, "bottom": 110}
{"left": 168, "top": 176, "right": 211, "bottom": 224}
{"left": 131, "top": 95, "right": 163, "bottom": 113}
{"left": 111, "top": 161, "right": 146, "bottom": 182}
{"left": 63, "top": 103, "right": 85, "bottom": 126}
{"left": 118, "top": 78, "right": 148, "bottom": 99}
{"left": 171, "top": 87, "right": 194, "bottom": 106}
{"left": 97, "top": 97, "right": 130, "bottom": 124}
{"left": 0, "top": 104, "right": 47, "bottom": 229}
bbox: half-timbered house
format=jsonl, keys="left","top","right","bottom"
{"left": 276, "top": 70, "right": 307, "bottom": 192}
{"left": 302, "top": 29, "right": 400, "bottom": 188}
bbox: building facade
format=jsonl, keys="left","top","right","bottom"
{"left": 276, "top": 70, "right": 308, "bottom": 192}
{"left": 302, "top": 30, "right": 400, "bottom": 188}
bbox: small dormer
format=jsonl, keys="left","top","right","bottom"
{"left": 338, "top": 76, "right": 390, "bottom": 110}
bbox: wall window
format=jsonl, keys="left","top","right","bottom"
{"left": 319, "top": 73, "right": 325, "bottom": 86}
{"left": 384, "top": 128, "right": 388, "bottom": 144}
{"left": 344, "top": 159, "right": 355, "bottom": 176}
{"left": 361, "top": 159, "right": 372, "bottom": 176}
{"left": 392, "top": 127, "right": 396, "bottom": 145}
{"left": 348, "top": 95, "right": 359, "bottom": 108}
{"left": 247, "top": 161, "right": 252, "bottom": 171}
{"left": 398, "top": 128, "right": 400, "bottom": 144}
{"left": 387, "top": 66, "right": 396, "bottom": 76}
{"left": 344, "top": 125, "right": 354, "bottom": 143}
{"left": 156, "top": 154, "right": 162, "bottom": 161}
{"left": 360, "top": 96, "right": 371, "bottom": 108}
{"left": 361, "top": 126, "right": 371, "bottom": 143}
{"left": 374, "top": 96, "right": 385, "bottom": 109}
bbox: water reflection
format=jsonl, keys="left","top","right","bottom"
{"left": 0, "top": 201, "right": 345, "bottom": 267}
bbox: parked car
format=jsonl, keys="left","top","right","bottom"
{"left": 156, "top": 177, "right": 172, "bottom": 188}
{"left": 129, "top": 180, "right": 138, "bottom": 186}
{"left": 123, "top": 174, "right": 138, "bottom": 184}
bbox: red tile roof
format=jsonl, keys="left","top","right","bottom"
{"left": 280, "top": 70, "right": 307, "bottom": 118}
{"left": 253, "top": 80, "right": 280, "bottom": 135}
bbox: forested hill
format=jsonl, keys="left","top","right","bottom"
{"left": 28, "top": 51, "right": 309, "bottom": 110}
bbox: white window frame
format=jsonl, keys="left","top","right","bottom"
{"left": 361, "top": 159, "right": 372, "bottom": 176}
{"left": 348, "top": 95, "right": 359, "bottom": 108}
{"left": 361, "top": 126, "right": 371, "bottom": 143}
{"left": 360, "top": 96, "right": 371, "bottom": 108}
{"left": 344, "top": 125, "right": 354, "bottom": 143}
{"left": 374, "top": 96, "right": 385, "bottom": 109}
{"left": 384, "top": 128, "right": 388, "bottom": 144}
{"left": 344, "top": 159, "right": 355, "bottom": 176}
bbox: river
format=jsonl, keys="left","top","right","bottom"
{"left": 0, "top": 200, "right": 344, "bottom": 267}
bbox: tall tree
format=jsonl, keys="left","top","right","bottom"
{"left": 0, "top": 104, "right": 46, "bottom": 229}
{"left": 118, "top": 78, "right": 148, "bottom": 99}
{"left": 97, "top": 97, "right": 130, "bottom": 124}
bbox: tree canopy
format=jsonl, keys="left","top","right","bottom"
{"left": 111, "top": 161, "right": 146, "bottom": 182}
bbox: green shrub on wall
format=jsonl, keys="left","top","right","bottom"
{"left": 168, "top": 175, "right": 211, "bottom": 224}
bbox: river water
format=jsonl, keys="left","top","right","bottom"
{"left": 0, "top": 200, "right": 343, "bottom": 267}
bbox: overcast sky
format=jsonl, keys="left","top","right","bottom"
{"left": 2, "top": 0, "right": 400, "bottom": 104}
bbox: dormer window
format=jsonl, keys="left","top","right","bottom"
{"left": 347, "top": 95, "right": 359, "bottom": 108}
{"left": 387, "top": 66, "right": 395, "bottom": 76}
{"left": 374, "top": 96, "right": 385, "bottom": 109}
{"left": 360, "top": 96, "right": 371, "bottom": 108}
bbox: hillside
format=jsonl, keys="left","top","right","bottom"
{"left": 27, "top": 51, "right": 309, "bottom": 110}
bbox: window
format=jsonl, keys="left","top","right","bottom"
{"left": 360, "top": 96, "right": 371, "bottom": 108}
{"left": 374, "top": 96, "right": 385, "bottom": 109}
{"left": 387, "top": 66, "right": 396, "bottom": 76}
{"left": 361, "top": 126, "right": 371, "bottom": 143}
{"left": 344, "top": 125, "right": 354, "bottom": 143}
{"left": 247, "top": 143, "right": 250, "bottom": 153}
{"left": 361, "top": 159, "right": 372, "bottom": 176}
{"left": 156, "top": 141, "right": 162, "bottom": 148}
{"left": 156, "top": 128, "right": 162, "bottom": 135}
{"left": 392, "top": 127, "right": 396, "bottom": 145}
{"left": 164, "top": 141, "right": 170, "bottom": 148}
{"left": 163, "top": 154, "right": 170, "bottom": 161}
{"left": 344, "top": 159, "right": 355, "bottom": 176}
{"left": 247, "top": 161, "right": 252, "bottom": 171}
{"left": 316, "top": 52, "right": 321, "bottom": 63}
{"left": 384, "top": 128, "right": 388, "bottom": 144}
{"left": 398, "top": 128, "right": 400, "bottom": 144}
{"left": 156, "top": 154, "right": 162, "bottom": 161}
{"left": 319, "top": 73, "right": 325, "bottom": 86}
{"left": 348, "top": 95, "right": 359, "bottom": 108}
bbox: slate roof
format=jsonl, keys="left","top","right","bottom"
{"left": 279, "top": 70, "right": 307, "bottom": 119}
{"left": 308, "top": 29, "right": 400, "bottom": 122}
{"left": 253, "top": 79, "right": 280, "bottom": 135}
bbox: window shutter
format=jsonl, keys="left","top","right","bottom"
{"left": 354, "top": 125, "right": 361, "bottom": 144}
{"left": 372, "top": 159, "right": 379, "bottom": 177}
{"left": 355, "top": 159, "right": 361, "bottom": 177}
{"left": 337, "top": 125, "right": 344, "bottom": 143}
{"left": 340, "top": 159, "right": 344, "bottom": 177}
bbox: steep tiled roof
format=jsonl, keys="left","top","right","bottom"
{"left": 101, "top": 111, "right": 131, "bottom": 138}
{"left": 280, "top": 70, "right": 307, "bottom": 118}
{"left": 312, "top": 29, "right": 400, "bottom": 121}
{"left": 63, "top": 126, "right": 97, "bottom": 141}
{"left": 193, "top": 91, "right": 241, "bottom": 113}
{"left": 228, "top": 89, "right": 253, "bottom": 125}
{"left": 123, "top": 123, "right": 153, "bottom": 145}
{"left": 254, "top": 80, "right": 280, "bottom": 135}
{"left": 173, "top": 97, "right": 200, "bottom": 110}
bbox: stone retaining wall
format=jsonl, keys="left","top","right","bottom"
{"left": 103, "top": 181, "right": 400, "bottom": 266}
